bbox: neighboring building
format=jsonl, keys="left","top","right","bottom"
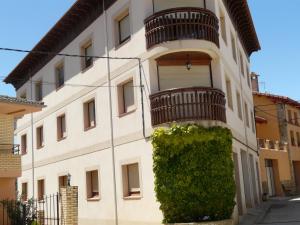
{"left": 4, "top": 0, "right": 260, "bottom": 224}
{"left": 0, "top": 95, "right": 43, "bottom": 201}
{"left": 253, "top": 73, "right": 300, "bottom": 197}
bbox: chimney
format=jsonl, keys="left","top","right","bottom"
{"left": 251, "top": 72, "right": 259, "bottom": 92}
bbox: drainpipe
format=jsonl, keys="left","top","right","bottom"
{"left": 30, "top": 75, "right": 35, "bottom": 199}
{"left": 103, "top": 1, "right": 119, "bottom": 225}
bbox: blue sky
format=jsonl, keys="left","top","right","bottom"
{"left": 0, "top": 1, "right": 299, "bottom": 100}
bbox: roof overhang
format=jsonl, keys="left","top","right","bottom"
{"left": 254, "top": 92, "right": 300, "bottom": 108}
{"left": 0, "top": 96, "right": 44, "bottom": 117}
{"left": 223, "top": 0, "right": 261, "bottom": 57}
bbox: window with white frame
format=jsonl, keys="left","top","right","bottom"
{"left": 231, "top": 32, "right": 237, "bottom": 62}
{"left": 36, "top": 125, "right": 44, "bottom": 149}
{"left": 22, "top": 182, "right": 28, "bottom": 202}
{"left": 225, "top": 78, "right": 233, "bottom": 110}
{"left": 35, "top": 81, "right": 42, "bottom": 101}
{"left": 21, "top": 134, "right": 27, "bottom": 155}
{"left": 220, "top": 10, "right": 227, "bottom": 44}
{"left": 117, "top": 10, "right": 130, "bottom": 45}
{"left": 83, "top": 99, "right": 96, "bottom": 130}
{"left": 122, "top": 163, "right": 141, "bottom": 198}
{"left": 244, "top": 102, "right": 250, "bottom": 127}
{"left": 118, "top": 79, "right": 135, "bottom": 115}
{"left": 81, "top": 41, "right": 93, "bottom": 70}
{"left": 37, "top": 179, "right": 45, "bottom": 201}
{"left": 236, "top": 91, "right": 243, "bottom": 120}
{"left": 57, "top": 114, "right": 67, "bottom": 140}
{"left": 86, "top": 170, "right": 99, "bottom": 199}
{"left": 55, "top": 63, "right": 65, "bottom": 89}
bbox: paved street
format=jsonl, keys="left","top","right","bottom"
{"left": 240, "top": 197, "right": 300, "bottom": 225}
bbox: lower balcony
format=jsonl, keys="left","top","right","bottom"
{"left": 150, "top": 87, "right": 226, "bottom": 126}
{"left": 0, "top": 144, "right": 21, "bottom": 178}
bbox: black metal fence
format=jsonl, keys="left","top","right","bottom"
{"left": 0, "top": 193, "right": 61, "bottom": 225}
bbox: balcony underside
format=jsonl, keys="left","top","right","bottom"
{"left": 145, "top": 7, "right": 219, "bottom": 49}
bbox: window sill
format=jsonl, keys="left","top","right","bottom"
{"left": 115, "top": 37, "right": 131, "bottom": 50}
{"left": 37, "top": 145, "right": 44, "bottom": 150}
{"left": 87, "top": 197, "right": 100, "bottom": 202}
{"left": 57, "top": 136, "right": 67, "bottom": 142}
{"left": 84, "top": 125, "right": 96, "bottom": 132}
{"left": 118, "top": 109, "right": 136, "bottom": 118}
{"left": 56, "top": 84, "right": 65, "bottom": 92}
{"left": 81, "top": 63, "right": 94, "bottom": 74}
{"left": 123, "top": 195, "right": 142, "bottom": 200}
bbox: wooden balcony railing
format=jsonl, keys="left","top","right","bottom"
{"left": 150, "top": 87, "right": 226, "bottom": 126}
{"left": 144, "top": 7, "right": 219, "bottom": 49}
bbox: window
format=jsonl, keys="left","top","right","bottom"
{"left": 288, "top": 110, "right": 293, "bottom": 123}
{"left": 225, "top": 79, "right": 233, "bottom": 110}
{"left": 220, "top": 12, "right": 227, "bottom": 44}
{"left": 21, "top": 182, "right": 28, "bottom": 202}
{"left": 118, "top": 79, "right": 135, "bottom": 115}
{"left": 59, "top": 175, "right": 68, "bottom": 190}
{"left": 231, "top": 32, "right": 237, "bottom": 62}
{"left": 83, "top": 99, "right": 96, "bottom": 130}
{"left": 297, "top": 132, "right": 300, "bottom": 147}
{"left": 117, "top": 12, "right": 130, "bottom": 45}
{"left": 294, "top": 112, "right": 299, "bottom": 125}
{"left": 251, "top": 111, "right": 256, "bottom": 133}
{"left": 246, "top": 65, "right": 251, "bottom": 88}
{"left": 55, "top": 63, "right": 64, "bottom": 89}
{"left": 57, "top": 114, "right": 67, "bottom": 140}
{"left": 38, "top": 179, "right": 45, "bottom": 201}
{"left": 236, "top": 91, "right": 243, "bottom": 120}
{"left": 21, "top": 134, "right": 27, "bottom": 155}
{"left": 244, "top": 102, "right": 250, "bottom": 127}
{"left": 122, "top": 163, "right": 141, "bottom": 198}
{"left": 36, "top": 126, "right": 44, "bottom": 149}
{"left": 81, "top": 41, "right": 93, "bottom": 70}
{"left": 239, "top": 52, "right": 244, "bottom": 76}
{"left": 291, "top": 130, "right": 296, "bottom": 146}
{"left": 35, "top": 81, "right": 42, "bottom": 101}
{"left": 86, "top": 170, "right": 99, "bottom": 200}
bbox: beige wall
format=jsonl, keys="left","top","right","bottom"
{"left": 0, "top": 114, "right": 14, "bottom": 147}
{"left": 0, "top": 178, "right": 16, "bottom": 200}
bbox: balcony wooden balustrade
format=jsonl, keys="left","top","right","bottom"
{"left": 144, "top": 7, "right": 219, "bottom": 49}
{"left": 150, "top": 87, "right": 226, "bottom": 126}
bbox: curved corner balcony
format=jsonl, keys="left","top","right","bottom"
{"left": 144, "top": 7, "right": 219, "bottom": 49}
{"left": 150, "top": 87, "right": 226, "bottom": 126}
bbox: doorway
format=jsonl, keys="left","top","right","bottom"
{"left": 265, "top": 159, "right": 276, "bottom": 196}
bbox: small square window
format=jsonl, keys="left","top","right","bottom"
{"left": 35, "top": 81, "right": 43, "bottom": 101}
{"left": 81, "top": 41, "right": 93, "bottom": 70}
{"left": 21, "top": 134, "right": 27, "bottom": 155}
{"left": 57, "top": 114, "right": 67, "bottom": 141}
{"left": 122, "top": 163, "right": 141, "bottom": 198}
{"left": 36, "top": 126, "right": 44, "bottom": 149}
{"left": 37, "top": 179, "right": 45, "bottom": 201}
{"left": 118, "top": 79, "right": 135, "bottom": 115}
{"left": 55, "top": 63, "right": 65, "bottom": 89}
{"left": 83, "top": 99, "right": 96, "bottom": 130}
{"left": 117, "top": 12, "right": 130, "bottom": 45}
{"left": 21, "top": 182, "right": 28, "bottom": 202}
{"left": 86, "top": 170, "right": 99, "bottom": 200}
{"left": 58, "top": 175, "right": 68, "bottom": 190}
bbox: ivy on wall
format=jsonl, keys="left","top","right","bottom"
{"left": 151, "top": 124, "right": 236, "bottom": 223}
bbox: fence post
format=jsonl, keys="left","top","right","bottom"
{"left": 60, "top": 186, "right": 78, "bottom": 225}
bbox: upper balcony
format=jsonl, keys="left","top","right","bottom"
{"left": 144, "top": 7, "right": 219, "bottom": 49}
{"left": 0, "top": 144, "right": 21, "bottom": 178}
{"left": 258, "top": 139, "right": 288, "bottom": 152}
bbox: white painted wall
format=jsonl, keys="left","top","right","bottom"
{"left": 15, "top": 0, "right": 260, "bottom": 224}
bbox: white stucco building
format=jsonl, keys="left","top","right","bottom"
{"left": 4, "top": 0, "right": 261, "bottom": 224}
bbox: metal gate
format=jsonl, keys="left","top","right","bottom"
{"left": 0, "top": 193, "right": 61, "bottom": 225}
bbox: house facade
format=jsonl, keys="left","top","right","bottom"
{"left": 5, "top": 0, "right": 261, "bottom": 224}
{"left": 0, "top": 96, "right": 42, "bottom": 202}
{"left": 253, "top": 74, "right": 300, "bottom": 197}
